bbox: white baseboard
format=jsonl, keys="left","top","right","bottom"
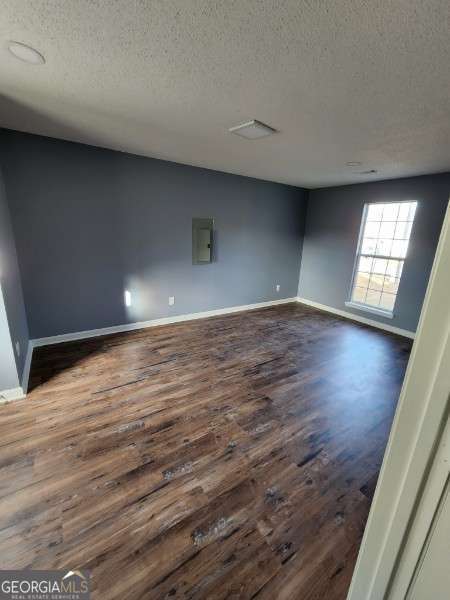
{"left": 11, "top": 296, "right": 413, "bottom": 400}
{"left": 297, "top": 297, "right": 415, "bottom": 339}
{"left": 0, "top": 386, "right": 25, "bottom": 404}
{"left": 21, "top": 340, "right": 34, "bottom": 394}
{"left": 32, "top": 297, "right": 298, "bottom": 347}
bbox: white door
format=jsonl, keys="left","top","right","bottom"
{"left": 389, "top": 413, "right": 450, "bottom": 599}
{"left": 409, "top": 480, "right": 450, "bottom": 599}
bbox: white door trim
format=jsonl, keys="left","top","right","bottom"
{"left": 347, "top": 196, "right": 450, "bottom": 599}
{"left": 389, "top": 411, "right": 450, "bottom": 598}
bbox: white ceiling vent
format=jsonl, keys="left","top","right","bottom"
{"left": 229, "top": 120, "right": 276, "bottom": 140}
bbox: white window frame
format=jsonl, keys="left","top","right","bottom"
{"left": 345, "top": 200, "right": 417, "bottom": 319}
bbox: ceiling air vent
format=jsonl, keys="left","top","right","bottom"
{"left": 228, "top": 120, "right": 277, "bottom": 140}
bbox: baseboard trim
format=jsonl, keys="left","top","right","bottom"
{"left": 0, "top": 386, "right": 25, "bottom": 404}
{"left": 13, "top": 296, "right": 413, "bottom": 396}
{"left": 32, "top": 297, "right": 298, "bottom": 347}
{"left": 296, "top": 297, "right": 415, "bottom": 339}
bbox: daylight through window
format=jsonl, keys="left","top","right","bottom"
{"left": 350, "top": 201, "right": 417, "bottom": 313}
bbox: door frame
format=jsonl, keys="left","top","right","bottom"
{"left": 347, "top": 196, "right": 450, "bottom": 600}
{"left": 389, "top": 412, "right": 450, "bottom": 597}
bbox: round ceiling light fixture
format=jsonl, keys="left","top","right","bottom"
{"left": 346, "top": 161, "right": 362, "bottom": 167}
{"left": 8, "top": 41, "right": 45, "bottom": 65}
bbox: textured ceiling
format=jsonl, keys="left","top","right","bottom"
{"left": 0, "top": 0, "right": 449, "bottom": 188}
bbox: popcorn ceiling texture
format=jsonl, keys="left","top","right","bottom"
{"left": 0, "top": 0, "right": 449, "bottom": 187}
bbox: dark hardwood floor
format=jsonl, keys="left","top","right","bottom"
{"left": 0, "top": 303, "right": 411, "bottom": 599}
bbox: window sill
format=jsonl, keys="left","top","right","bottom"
{"left": 345, "top": 301, "right": 394, "bottom": 319}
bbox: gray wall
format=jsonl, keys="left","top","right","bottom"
{"left": 299, "top": 174, "right": 450, "bottom": 332}
{"left": 0, "top": 165, "right": 29, "bottom": 387}
{"left": 1, "top": 130, "right": 307, "bottom": 339}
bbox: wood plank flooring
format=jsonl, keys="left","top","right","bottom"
{"left": 0, "top": 303, "right": 411, "bottom": 599}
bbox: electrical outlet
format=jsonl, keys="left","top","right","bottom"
{"left": 15, "top": 341, "right": 20, "bottom": 357}
{"left": 276, "top": 284, "right": 280, "bottom": 293}
{"left": 168, "top": 296, "right": 175, "bottom": 306}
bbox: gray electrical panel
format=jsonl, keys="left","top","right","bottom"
{"left": 192, "top": 218, "right": 214, "bottom": 264}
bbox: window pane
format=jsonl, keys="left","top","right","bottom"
{"left": 386, "top": 259, "right": 403, "bottom": 278}
{"left": 350, "top": 201, "right": 417, "bottom": 313}
{"left": 398, "top": 203, "right": 410, "bottom": 220}
{"left": 379, "top": 221, "right": 396, "bottom": 238}
{"left": 383, "top": 203, "right": 399, "bottom": 221}
{"left": 383, "top": 276, "right": 400, "bottom": 294}
{"left": 358, "top": 256, "right": 373, "bottom": 273}
{"left": 398, "top": 202, "right": 417, "bottom": 221}
{"left": 394, "top": 221, "right": 412, "bottom": 240}
{"left": 368, "top": 274, "right": 384, "bottom": 291}
{"left": 352, "top": 286, "right": 367, "bottom": 303}
{"left": 373, "top": 258, "right": 388, "bottom": 275}
{"left": 391, "top": 239, "right": 408, "bottom": 258}
{"left": 375, "top": 239, "right": 392, "bottom": 256}
{"left": 362, "top": 238, "right": 377, "bottom": 254}
{"left": 366, "top": 289, "right": 381, "bottom": 306}
{"left": 380, "top": 292, "right": 396, "bottom": 311}
{"left": 364, "top": 221, "right": 381, "bottom": 238}
{"left": 355, "top": 272, "right": 370, "bottom": 288}
{"left": 367, "top": 204, "right": 384, "bottom": 221}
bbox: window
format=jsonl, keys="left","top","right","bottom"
{"left": 348, "top": 201, "right": 417, "bottom": 315}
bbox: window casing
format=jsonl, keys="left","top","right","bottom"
{"left": 348, "top": 201, "right": 417, "bottom": 316}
